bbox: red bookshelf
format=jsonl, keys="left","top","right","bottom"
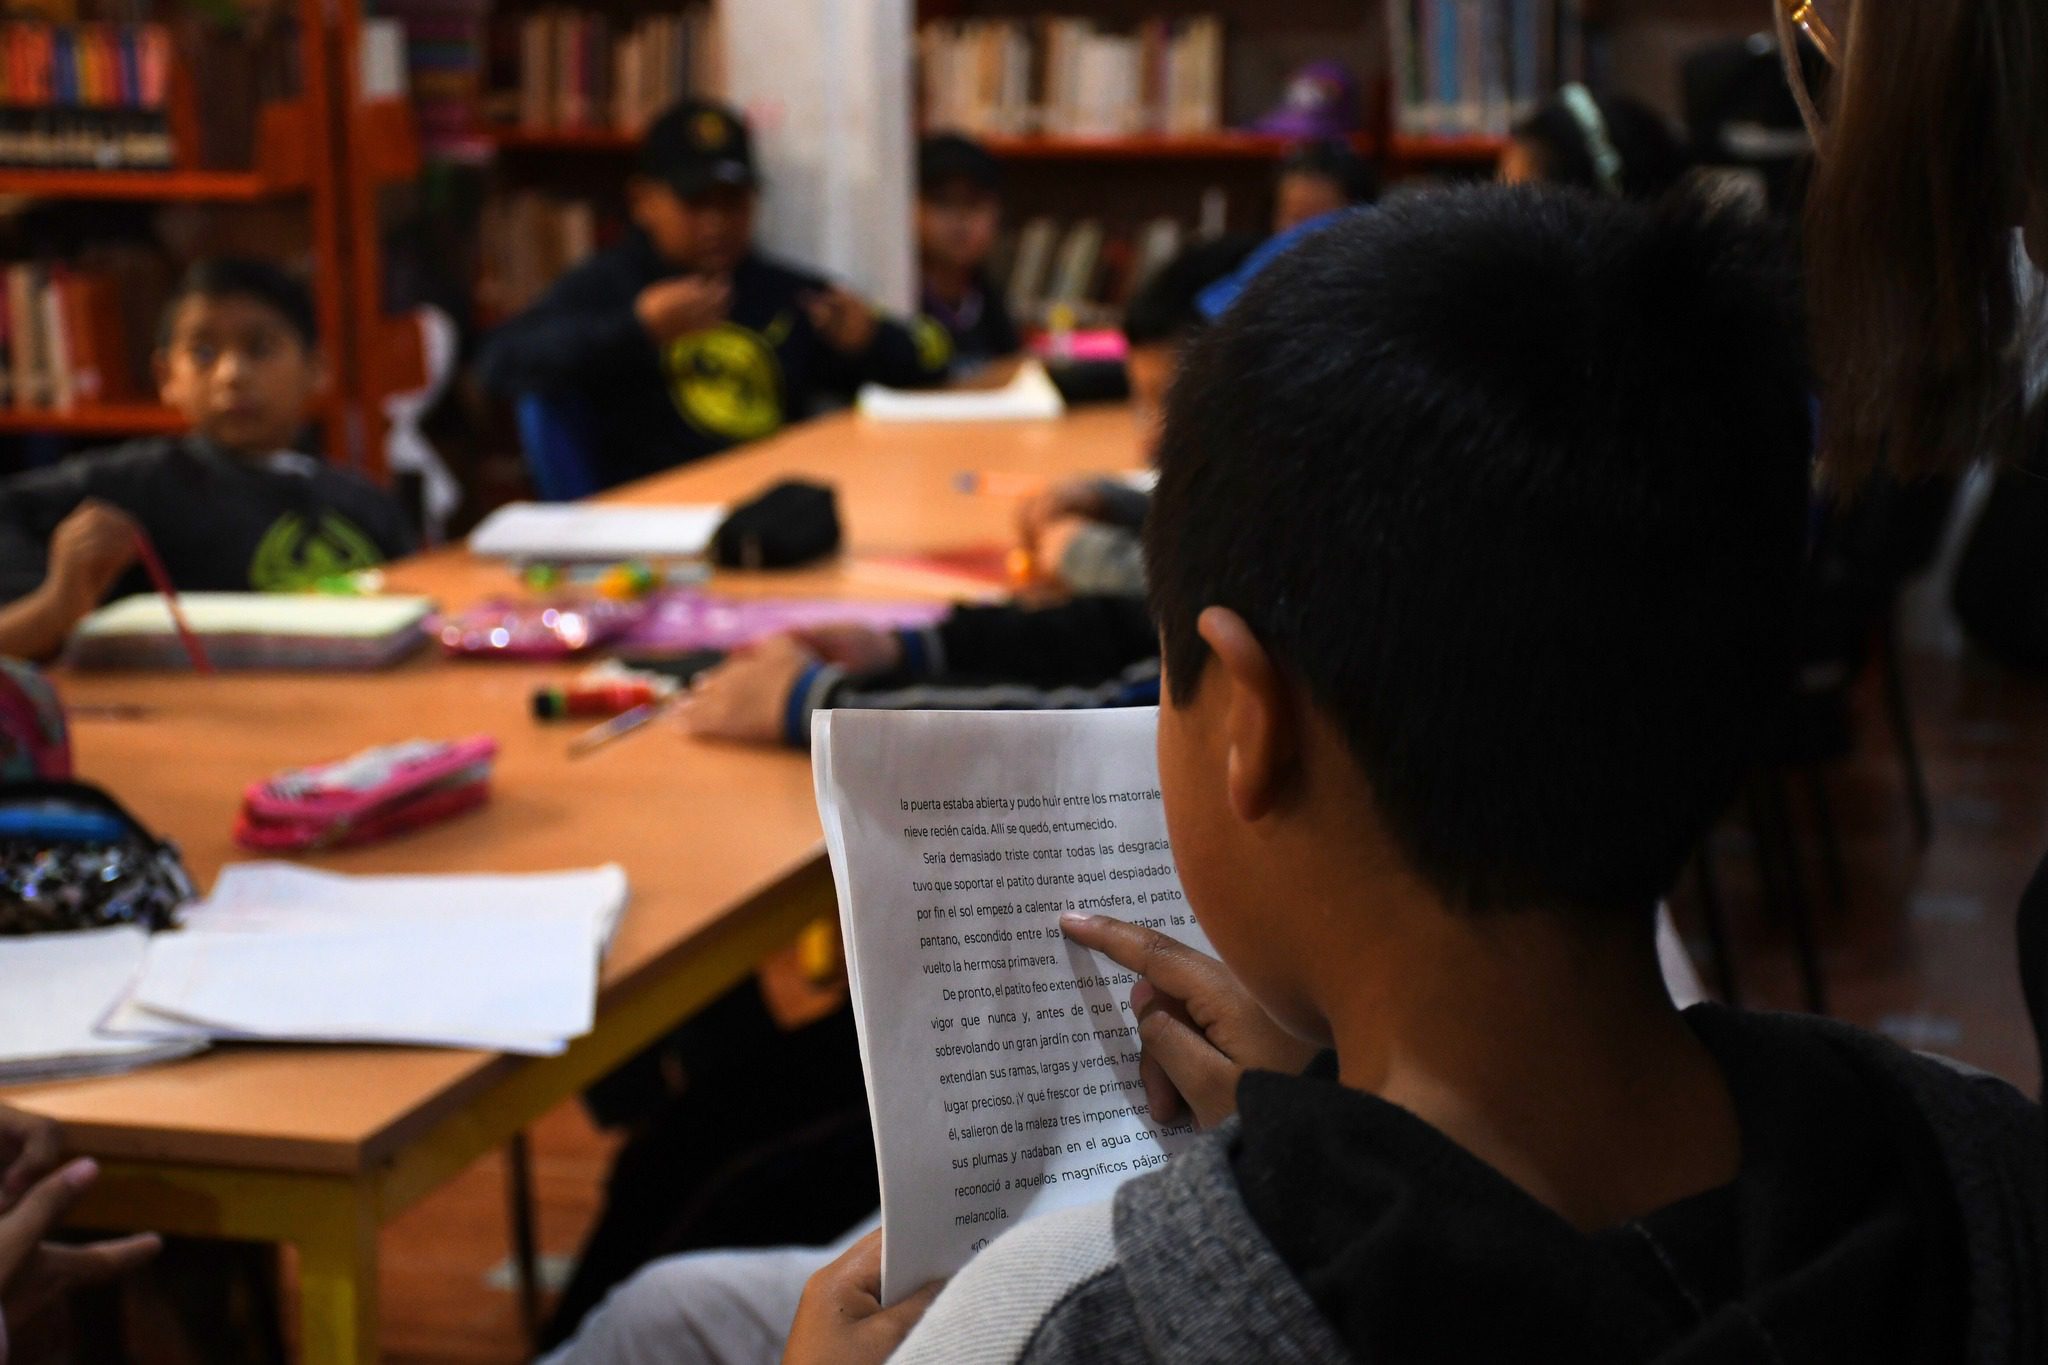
{"left": 978, "top": 131, "right": 1379, "bottom": 161}
{"left": 1389, "top": 132, "right": 1509, "bottom": 165}
{"left": 0, "top": 403, "right": 188, "bottom": 436}
{"left": 0, "top": 166, "right": 301, "bottom": 201}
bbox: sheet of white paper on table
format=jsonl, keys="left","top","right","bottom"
{"left": 469, "top": 502, "right": 725, "bottom": 561}
{"left": 102, "top": 864, "right": 628, "bottom": 1055}
{"left": 814, "top": 706, "right": 1211, "bottom": 1302}
{"left": 856, "top": 358, "right": 1066, "bottom": 423}
{"left": 0, "top": 928, "right": 205, "bottom": 1081}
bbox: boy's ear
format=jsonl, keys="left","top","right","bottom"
{"left": 1195, "top": 607, "right": 1297, "bottom": 825}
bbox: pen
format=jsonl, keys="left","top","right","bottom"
{"left": 567, "top": 698, "right": 671, "bottom": 757}
{"left": 129, "top": 527, "right": 212, "bottom": 674}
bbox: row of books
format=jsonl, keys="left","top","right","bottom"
{"left": 485, "top": 5, "right": 715, "bottom": 134}
{"left": 0, "top": 108, "right": 171, "bottom": 169}
{"left": 478, "top": 191, "right": 606, "bottom": 321}
{"left": 0, "top": 21, "right": 171, "bottom": 110}
{"left": 999, "top": 214, "right": 1190, "bottom": 331}
{"left": 918, "top": 16, "right": 1224, "bottom": 139}
{"left": 0, "top": 262, "right": 139, "bottom": 413}
{"left": 1387, "top": 0, "right": 1584, "bottom": 137}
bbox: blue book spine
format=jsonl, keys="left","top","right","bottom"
{"left": 50, "top": 27, "right": 77, "bottom": 109}
{"left": 1433, "top": 0, "right": 1459, "bottom": 133}
{"left": 117, "top": 25, "right": 140, "bottom": 109}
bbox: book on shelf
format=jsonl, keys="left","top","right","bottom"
{"left": 0, "top": 19, "right": 173, "bottom": 169}
{"left": 377, "top": 0, "right": 490, "bottom": 159}
{"left": 479, "top": 190, "right": 606, "bottom": 320}
{"left": 485, "top": 3, "right": 714, "bottom": 134}
{"left": 1388, "top": 0, "right": 1582, "bottom": 138}
{"left": 0, "top": 260, "right": 141, "bottom": 413}
{"left": 1002, "top": 214, "right": 1191, "bottom": 332}
{"left": 919, "top": 15, "right": 1223, "bottom": 140}
{"left": 172, "top": 10, "right": 302, "bottom": 170}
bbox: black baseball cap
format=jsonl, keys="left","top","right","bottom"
{"left": 641, "top": 98, "right": 757, "bottom": 198}
{"left": 918, "top": 132, "right": 1000, "bottom": 198}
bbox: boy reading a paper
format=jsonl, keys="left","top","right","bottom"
{"left": 784, "top": 187, "right": 2046, "bottom": 1362}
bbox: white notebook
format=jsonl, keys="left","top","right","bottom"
{"left": 814, "top": 706, "right": 1210, "bottom": 1302}
{"left": 103, "top": 864, "right": 629, "bottom": 1056}
{"left": 857, "top": 358, "right": 1066, "bottom": 424}
{"left": 470, "top": 503, "right": 725, "bottom": 561}
{"left": 0, "top": 928, "right": 205, "bottom": 1083}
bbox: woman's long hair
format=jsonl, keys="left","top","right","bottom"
{"left": 1804, "top": 0, "right": 2048, "bottom": 479}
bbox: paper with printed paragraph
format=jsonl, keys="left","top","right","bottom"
{"left": 813, "top": 706, "right": 1212, "bottom": 1302}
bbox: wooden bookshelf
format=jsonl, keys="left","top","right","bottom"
{"left": 489, "top": 125, "right": 641, "bottom": 152}
{"left": 0, "top": 166, "right": 304, "bottom": 202}
{"left": 0, "top": 403, "right": 188, "bottom": 437}
{"left": 978, "top": 132, "right": 1380, "bottom": 161}
{"left": 1389, "top": 133, "right": 1510, "bottom": 165}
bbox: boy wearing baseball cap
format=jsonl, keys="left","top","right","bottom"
{"left": 482, "top": 99, "right": 952, "bottom": 488}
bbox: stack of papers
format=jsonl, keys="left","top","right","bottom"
{"left": 470, "top": 503, "right": 726, "bottom": 561}
{"left": 0, "top": 928, "right": 207, "bottom": 1082}
{"left": 857, "top": 358, "right": 1066, "bottom": 423}
{"left": 103, "top": 863, "right": 629, "bottom": 1056}
{"left": 69, "top": 594, "right": 434, "bottom": 671}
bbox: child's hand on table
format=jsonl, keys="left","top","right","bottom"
{"left": 788, "top": 623, "right": 904, "bottom": 676}
{"left": 1015, "top": 477, "right": 1109, "bottom": 553}
{"left": 784, "top": 1230, "right": 941, "bottom": 1365}
{"left": 1060, "top": 913, "right": 1320, "bottom": 1130}
{"left": 0, "top": 1105, "right": 159, "bottom": 1363}
{"left": 678, "top": 635, "right": 820, "bottom": 745}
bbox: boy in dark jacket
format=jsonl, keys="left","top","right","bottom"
{"left": 0, "top": 259, "right": 412, "bottom": 660}
{"left": 481, "top": 99, "right": 950, "bottom": 489}
{"left": 787, "top": 187, "right": 2046, "bottom": 1363}
{"left": 916, "top": 133, "right": 1018, "bottom": 375}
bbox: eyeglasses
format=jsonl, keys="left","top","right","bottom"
{"left": 1779, "top": 0, "right": 1844, "bottom": 65}
{"left": 1775, "top": 0, "right": 1846, "bottom": 142}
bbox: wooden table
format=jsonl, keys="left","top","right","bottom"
{"left": 0, "top": 406, "right": 1143, "bottom": 1364}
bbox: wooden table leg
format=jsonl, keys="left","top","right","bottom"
{"left": 294, "top": 1182, "right": 379, "bottom": 1365}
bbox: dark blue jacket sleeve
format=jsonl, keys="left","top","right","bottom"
{"left": 478, "top": 256, "right": 655, "bottom": 398}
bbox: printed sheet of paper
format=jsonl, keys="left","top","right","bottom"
{"left": 814, "top": 707, "right": 1211, "bottom": 1301}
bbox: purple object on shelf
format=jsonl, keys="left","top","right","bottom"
{"left": 616, "top": 592, "right": 950, "bottom": 653}
{"left": 1252, "top": 60, "right": 1361, "bottom": 139}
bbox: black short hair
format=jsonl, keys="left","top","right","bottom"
{"left": 919, "top": 132, "right": 1001, "bottom": 198}
{"left": 1512, "top": 92, "right": 1691, "bottom": 201}
{"left": 1122, "top": 235, "right": 1259, "bottom": 348}
{"left": 1278, "top": 137, "right": 1380, "bottom": 205}
{"left": 159, "top": 258, "right": 318, "bottom": 350}
{"left": 1146, "top": 186, "right": 1810, "bottom": 917}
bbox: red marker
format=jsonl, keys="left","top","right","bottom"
{"left": 532, "top": 680, "right": 661, "bottom": 720}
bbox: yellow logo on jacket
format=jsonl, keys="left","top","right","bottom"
{"left": 663, "top": 322, "right": 785, "bottom": 441}
{"left": 247, "top": 513, "right": 385, "bottom": 591}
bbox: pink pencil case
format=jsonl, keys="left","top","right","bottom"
{"left": 236, "top": 736, "right": 499, "bottom": 851}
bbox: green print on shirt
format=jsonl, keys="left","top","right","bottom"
{"left": 247, "top": 513, "right": 385, "bottom": 591}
